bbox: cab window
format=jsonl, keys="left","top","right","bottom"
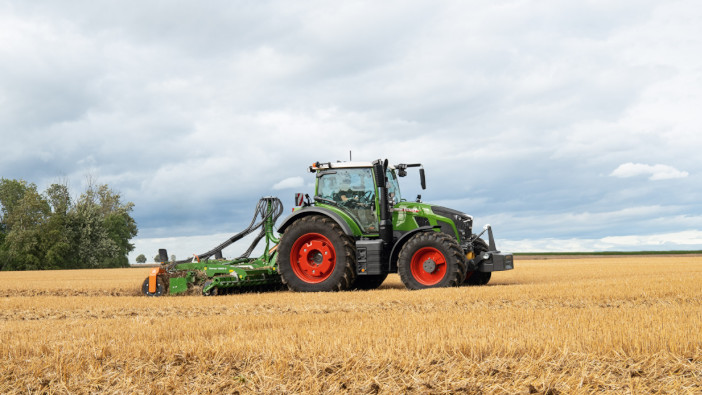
{"left": 386, "top": 169, "right": 401, "bottom": 203}
{"left": 316, "top": 168, "right": 378, "bottom": 233}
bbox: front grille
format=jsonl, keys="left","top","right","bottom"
{"left": 432, "top": 206, "right": 473, "bottom": 242}
{"left": 414, "top": 216, "right": 430, "bottom": 227}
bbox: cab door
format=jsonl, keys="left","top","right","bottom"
{"left": 316, "top": 168, "right": 379, "bottom": 233}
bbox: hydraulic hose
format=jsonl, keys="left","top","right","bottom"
{"left": 171, "top": 197, "right": 284, "bottom": 266}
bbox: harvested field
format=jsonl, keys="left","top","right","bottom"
{"left": 1, "top": 257, "right": 701, "bottom": 394}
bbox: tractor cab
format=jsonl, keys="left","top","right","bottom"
{"left": 277, "top": 158, "right": 513, "bottom": 292}
{"left": 311, "top": 161, "right": 406, "bottom": 235}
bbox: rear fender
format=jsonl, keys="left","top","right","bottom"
{"left": 278, "top": 207, "right": 358, "bottom": 236}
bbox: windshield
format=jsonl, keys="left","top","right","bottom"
{"left": 317, "top": 168, "right": 375, "bottom": 202}
{"left": 387, "top": 169, "right": 401, "bottom": 203}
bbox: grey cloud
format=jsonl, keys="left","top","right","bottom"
{"left": 1, "top": 1, "right": 701, "bottom": 253}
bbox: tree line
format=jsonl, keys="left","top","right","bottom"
{"left": 0, "top": 178, "right": 138, "bottom": 271}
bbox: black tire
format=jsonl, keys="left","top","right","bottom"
{"left": 202, "top": 280, "right": 218, "bottom": 296}
{"left": 142, "top": 276, "right": 165, "bottom": 296}
{"left": 465, "top": 271, "right": 491, "bottom": 286}
{"left": 277, "top": 215, "right": 356, "bottom": 292}
{"left": 398, "top": 231, "right": 466, "bottom": 290}
{"left": 464, "top": 237, "right": 492, "bottom": 286}
{"left": 352, "top": 273, "right": 388, "bottom": 290}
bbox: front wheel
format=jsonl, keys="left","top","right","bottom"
{"left": 464, "top": 237, "right": 492, "bottom": 286}
{"left": 398, "top": 232, "right": 466, "bottom": 290}
{"left": 465, "top": 271, "right": 491, "bottom": 286}
{"left": 277, "top": 215, "right": 356, "bottom": 292}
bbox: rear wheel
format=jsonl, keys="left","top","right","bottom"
{"left": 398, "top": 231, "right": 466, "bottom": 290}
{"left": 278, "top": 215, "right": 356, "bottom": 292}
{"left": 464, "top": 237, "right": 492, "bottom": 286}
{"left": 352, "top": 273, "right": 388, "bottom": 290}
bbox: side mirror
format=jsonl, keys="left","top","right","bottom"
{"left": 419, "top": 168, "right": 426, "bottom": 190}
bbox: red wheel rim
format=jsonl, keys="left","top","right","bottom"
{"left": 290, "top": 233, "right": 336, "bottom": 283}
{"left": 410, "top": 247, "right": 447, "bottom": 286}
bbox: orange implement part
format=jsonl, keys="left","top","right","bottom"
{"left": 148, "top": 267, "right": 164, "bottom": 293}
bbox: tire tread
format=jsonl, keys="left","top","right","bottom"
{"left": 398, "top": 231, "right": 466, "bottom": 290}
{"left": 278, "top": 215, "right": 356, "bottom": 292}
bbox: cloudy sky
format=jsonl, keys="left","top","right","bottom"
{"left": 1, "top": 1, "right": 700, "bottom": 261}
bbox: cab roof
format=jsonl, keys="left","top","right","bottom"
{"left": 309, "top": 161, "right": 396, "bottom": 171}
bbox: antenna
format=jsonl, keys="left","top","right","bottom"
{"left": 349, "top": 150, "right": 352, "bottom": 161}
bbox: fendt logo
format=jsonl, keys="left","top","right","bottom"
{"left": 393, "top": 207, "right": 420, "bottom": 213}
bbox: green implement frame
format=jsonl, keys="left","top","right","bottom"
{"left": 142, "top": 197, "right": 284, "bottom": 296}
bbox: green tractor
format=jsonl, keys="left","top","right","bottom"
{"left": 141, "top": 159, "right": 513, "bottom": 295}
{"left": 276, "top": 159, "right": 513, "bottom": 291}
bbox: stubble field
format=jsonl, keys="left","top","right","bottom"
{"left": 1, "top": 256, "right": 700, "bottom": 394}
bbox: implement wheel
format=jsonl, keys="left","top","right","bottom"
{"left": 398, "top": 231, "right": 466, "bottom": 290}
{"left": 464, "top": 237, "right": 492, "bottom": 286}
{"left": 141, "top": 276, "right": 165, "bottom": 296}
{"left": 278, "top": 215, "right": 356, "bottom": 292}
{"left": 202, "top": 280, "right": 218, "bottom": 296}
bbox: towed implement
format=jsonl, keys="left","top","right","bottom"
{"left": 142, "top": 159, "right": 514, "bottom": 296}
{"left": 142, "top": 197, "right": 284, "bottom": 296}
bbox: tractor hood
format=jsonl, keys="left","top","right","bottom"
{"left": 392, "top": 201, "right": 473, "bottom": 242}
{"left": 393, "top": 202, "right": 472, "bottom": 222}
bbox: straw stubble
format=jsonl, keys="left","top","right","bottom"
{"left": 1, "top": 256, "right": 700, "bottom": 393}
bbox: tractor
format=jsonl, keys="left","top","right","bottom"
{"left": 141, "top": 159, "right": 512, "bottom": 295}
{"left": 276, "top": 159, "right": 513, "bottom": 291}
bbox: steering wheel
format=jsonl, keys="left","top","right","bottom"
{"left": 338, "top": 199, "right": 356, "bottom": 211}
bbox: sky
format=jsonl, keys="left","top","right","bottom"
{"left": 1, "top": 1, "right": 701, "bottom": 261}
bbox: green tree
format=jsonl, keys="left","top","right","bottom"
{"left": 97, "top": 184, "right": 137, "bottom": 267}
{"left": 135, "top": 254, "right": 147, "bottom": 264}
{"left": 0, "top": 180, "right": 50, "bottom": 270}
{"left": 0, "top": 179, "right": 30, "bottom": 219}
{"left": 0, "top": 229, "right": 6, "bottom": 270}
{"left": 72, "top": 187, "right": 118, "bottom": 269}
{"left": 42, "top": 183, "right": 75, "bottom": 269}
{"left": 0, "top": 178, "right": 138, "bottom": 271}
